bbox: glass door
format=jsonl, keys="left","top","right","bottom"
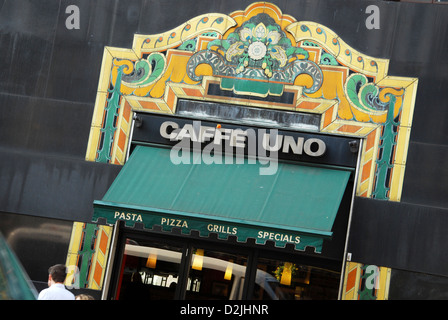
{"left": 185, "top": 247, "right": 249, "bottom": 300}
{"left": 116, "top": 238, "right": 184, "bottom": 300}
{"left": 251, "top": 256, "right": 340, "bottom": 300}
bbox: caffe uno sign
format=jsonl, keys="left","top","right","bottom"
{"left": 131, "top": 113, "right": 359, "bottom": 169}
{"left": 160, "top": 120, "right": 327, "bottom": 158}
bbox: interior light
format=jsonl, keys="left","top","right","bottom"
{"left": 280, "top": 262, "right": 292, "bottom": 286}
{"left": 304, "top": 267, "right": 311, "bottom": 285}
{"left": 192, "top": 249, "right": 204, "bottom": 271}
{"left": 224, "top": 260, "right": 234, "bottom": 280}
{"left": 146, "top": 253, "right": 157, "bottom": 269}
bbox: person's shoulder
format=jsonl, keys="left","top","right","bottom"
{"left": 37, "top": 288, "right": 50, "bottom": 300}
{"left": 65, "top": 292, "right": 76, "bottom": 300}
{"left": 66, "top": 290, "right": 75, "bottom": 299}
{"left": 38, "top": 285, "right": 75, "bottom": 300}
{"left": 58, "top": 286, "right": 75, "bottom": 300}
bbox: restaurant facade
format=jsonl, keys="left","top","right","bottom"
{"left": 1, "top": 0, "right": 448, "bottom": 300}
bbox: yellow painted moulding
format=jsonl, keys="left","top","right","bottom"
{"left": 286, "top": 21, "right": 389, "bottom": 80}
{"left": 133, "top": 13, "right": 237, "bottom": 56}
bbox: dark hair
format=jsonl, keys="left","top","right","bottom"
{"left": 48, "top": 264, "right": 67, "bottom": 283}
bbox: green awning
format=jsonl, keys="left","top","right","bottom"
{"left": 93, "top": 145, "right": 351, "bottom": 253}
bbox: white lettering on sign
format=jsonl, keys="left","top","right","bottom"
{"left": 114, "top": 211, "right": 143, "bottom": 222}
{"left": 161, "top": 217, "right": 189, "bottom": 228}
{"left": 262, "top": 133, "right": 326, "bottom": 157}
{"left": 160, "top": 120, "right": 327, "bottom": 176}
{"left": 160, "top": 120, "right": 326, "bottom": 157}
{"left": 207, "top": 224, "right": 237, "bottom": 235}
{"left": 257, "top": 231, "right": 300, "bottom": 244}
{"left": 159, "top": 121, "right": 179, "bottom": 139}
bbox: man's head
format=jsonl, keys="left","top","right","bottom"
{"left": 48, "top": 264, "right": 67, "bottom": 284}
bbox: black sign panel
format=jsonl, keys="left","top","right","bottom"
{"left": 131, "top": 112, "right": 359, "bottom": 168}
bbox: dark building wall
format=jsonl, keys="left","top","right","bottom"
{"left": 0, "top": 147, "right": 121, "bottom": 221}
{"left": 349, "top": 198, "right": 448, "bottom": 276}
{"left": 1, "top": 0, "right": 448, "bottom": 297}
{"left": 345, "top": 1, "right": 448, "bottom": 292}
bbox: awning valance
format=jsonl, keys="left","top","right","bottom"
{"left": 93, "top": 146, "right": 351, "bottom": 253}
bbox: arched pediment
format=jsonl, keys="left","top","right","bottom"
{"left": 86, "top": 2, "right": 418, "bottom": 202}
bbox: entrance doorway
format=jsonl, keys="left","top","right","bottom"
{"left": 116, "top": 239, "right": 183, "bottom": 300}
{"left": 107, "top": 229, "right": 341, "bottom": 300}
